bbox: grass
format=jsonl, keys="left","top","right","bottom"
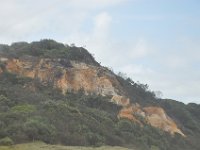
{"left": 0, "top": 142, "right": 132, "bottom": 150}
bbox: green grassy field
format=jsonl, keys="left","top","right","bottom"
{"left": 0, "top": 142, "right": 132, "bottom": 150}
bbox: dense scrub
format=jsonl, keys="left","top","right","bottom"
{"left": 0, "top": 39, "right": 99, "bottom": 66}
{"left": 0, "top": 142, "right": 131, "bottom": 150}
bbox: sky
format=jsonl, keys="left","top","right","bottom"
{"left": 0, "top": 0, "right": 200, "bottom": 104}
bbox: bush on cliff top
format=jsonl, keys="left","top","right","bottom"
{"left": 0, "top": 39, "right": 99, "bottom": 66}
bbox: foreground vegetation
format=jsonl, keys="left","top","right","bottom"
{"left": 0, "top": 142, "right": 130, "bottom": 150}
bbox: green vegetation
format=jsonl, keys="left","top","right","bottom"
{"left": 0, "top": 39, "right": 99, "bottom": 66}
{"left": 0, "top": 142, "right": 130, "bottom": 150}
{"left": 116, "top": 75, "right": 158, "bottom": 106}
{"left": 0, "top": 137, "right": 13, "bottom": 146}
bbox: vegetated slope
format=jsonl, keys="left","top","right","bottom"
{"left": 0, "top": 40, "right": 185, "bottom": 136}
{"left": 0, "top": 39, "right": 199, "bottom": 150}
{"left": 0, "top": 142, "right": 131, "bottom": 150}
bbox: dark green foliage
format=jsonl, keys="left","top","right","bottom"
{"left": 0, "top": 44, "right": 9, "bottom": 53}
{"left": 116, "top": 75, "right": 158, "bottom": 106}
{"left": 117, "top": 119, "right": 133, "bottom": 132}
{"left": 0, "top": 137, "right": 14, "bottom": 146}
{"left": 0, "top": 71, "right": 32, "bottom": 85}
{"left": 0, "top": 39, "right": 99, "bottom": 66}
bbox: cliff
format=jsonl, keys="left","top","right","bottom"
{"left": 120, "top": 105, "right": 185, "bottom": 136}
{"left": 3, "top": 57, "right": 121, "bottom": 96}
{"left": 0, "top": 55, "right": 185, "bottom": 136}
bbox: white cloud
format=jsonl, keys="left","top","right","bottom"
{"left": 129, "top": 38, "right": 151, "bottom": 59}
{"left": 93, "top": 12, "right": 112, "bottom": 36}
{"left": 0, "top": 0, "right": 126, "bottom": 44}
{"left": 0, "top": 0, "right": 58, "bottom": 43}
{"left": 130, "top": 14, "right": 164, "bottom": 21}
{"left": 114, "top": 37, "right": 200, "bottom": 104}
{"left": 163, "top": 56, "right": 188, "bottom": 69}
{"left": 65, "top": 12, "right": 113, "bottom": 66}
{"left": 64, "top": 0, "right": 128, "bottom": 9}
{"left": 120, "top": 64, "right": 155, "bottom": 77}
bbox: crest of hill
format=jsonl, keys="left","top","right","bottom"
{"left": 0, "top": 39, "right": 100, "bottom": 66}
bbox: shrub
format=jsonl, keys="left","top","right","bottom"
{"left": 11, "top": 104, "right": 36, "bottom": 114}
{"left": 117, "top": 119, "right": 133, "bottom": 132}
{"left": 0, "top": 137, "right": 14, "bottom": 146}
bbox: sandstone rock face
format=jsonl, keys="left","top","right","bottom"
{"left": 111, "top": 95, "right": 130, "bottom": 106}
{"left": 0, "top": 56, "right": 185, "bottom": 136}
{"left": 143, "top": 107, "right": 185, "bottom": 136}
{"left": 110, "top": 95, "right": 185, "bottom": 136}
{"left": 1, "top": 56, "right": 121, "bottom": 96}
{"left": 118, "top": 104, "right": 143, "bottom": 125}
{"left": 117, "top": 102, "right": 185, "bottom": 136}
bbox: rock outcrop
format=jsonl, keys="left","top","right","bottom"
{"left": 143, "top": 107, "right": 185, "bottom": 136}
{"left": 1, "top": 56, "right": 122, "bottom": 96}
{"left": 117, "top": 103, "right": 185, "bottom": 136}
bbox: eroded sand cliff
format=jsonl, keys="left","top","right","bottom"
{"left": 0, "top": 56, "right": 185, "bottom": 136}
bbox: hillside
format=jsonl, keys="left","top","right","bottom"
{"left": 0, "top": 40, "right": 200, "bottom": 150}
